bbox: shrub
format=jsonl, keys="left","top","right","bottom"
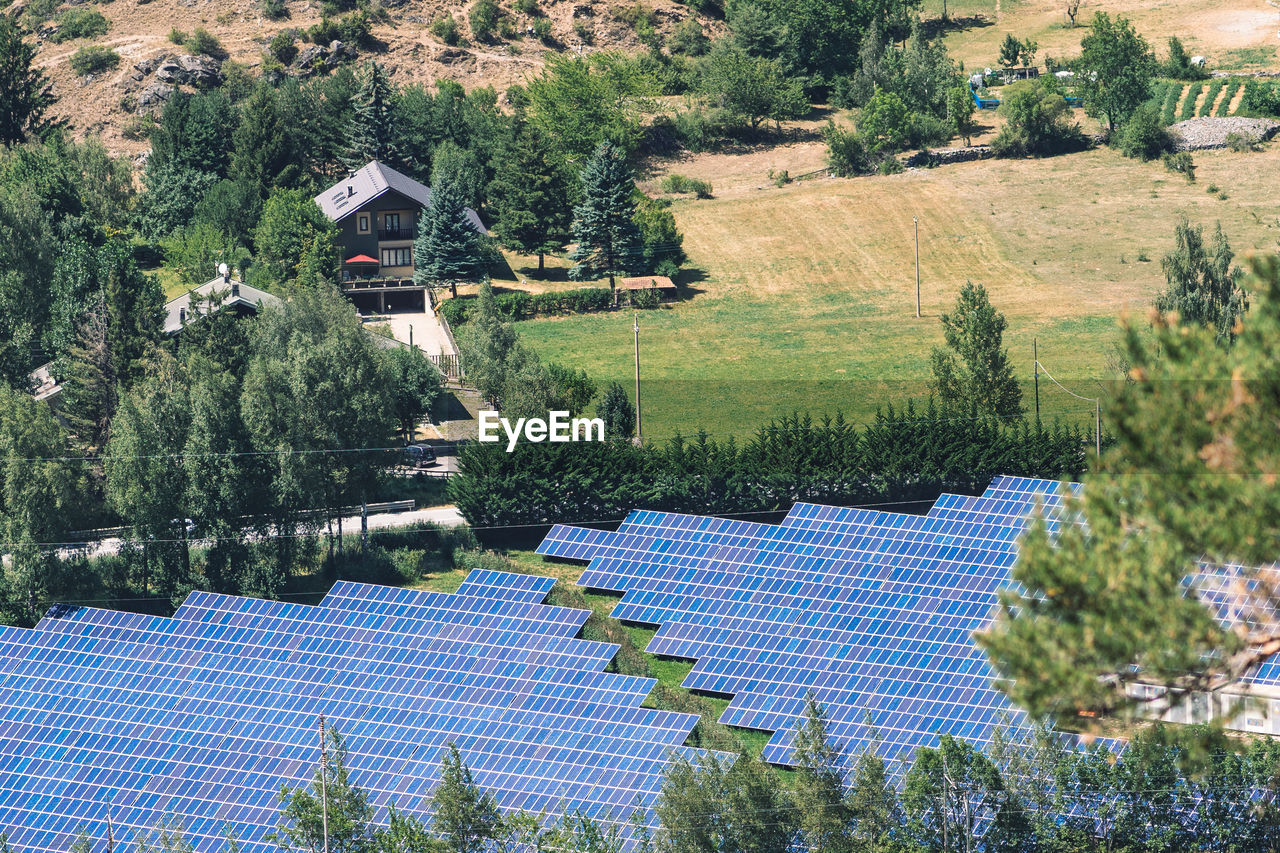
{"left": 1118, "top": 104, "right": 1170, "bottom": 160}
{"left": 1178, "top": 82, "right": 1202, "bottom": 121}
{"left": 629, "top": 285, "right": 661, "bottom": 309}
{"left": 515, "top": 0, "right": 539, "bottom": 14}
{"left": 431, "top": 13, "right": 460, "bottom": 45}
{"left": 168, "top": 27, "right": 188, "bottom": 45}
{"left": 1216, "top": 77, "right": 1242, "bottom": 117}
{"left": 668, "top": 19, "right": 708, "bottom": 56}
{"left": 51, "top": 8, "right": 109, "bottom": 42}
{"left": 533, "top": 17, "right": 554, "bottom": 42}
{"left": 991, "top": 79, "right": 1085, "bottom": 157}
{"left": 320, "top": 0, "right": 358, "bottom": 14}
{"left": 1225, "top": 131, "right": 1260, "bottom": 153}
{"left": 659, "top": 173, "right": 713, "bottom": 198}
{"left": 261, "top": 0, "right": 288, "bottom": 20}
{"left": 69, "top": 44, "right": 120, "bottom": 75}
{"left": 442, "top": 287, "right": 616, "bottom": 324}
{"left": 909, "top": 112, "right": 952, "bottom": 149}
{"left": 268, "top": 31, "right": 297, "bottom": 64}
{"left": 1162, "top": 35, "right": 1208, "bottom": 81}
{"left": 823, "top": 120, "right": 869, "bottom": 176}
{"left": 469, "top": 0, "right": 500, "bottom": 42}
{"left": 857, "top": 90, "right": 912, "bottom": 155}
{"left": 1162, "top": 151, "right": 1195, "bottom": 182}
{"left": 185, "top": 27, "right": 222, "bottom": 56}
{"left": 308, "top": 11, "right": 369, "bottom": 46}
{"left": 1199, "top": 78, "right": 1225, "bottom": 117}
{"left": 1239, "top": 79, "right": 1280, "bottom": 118}
{"left": 1160, "top": 83, "right": 1181, "bottom": 125}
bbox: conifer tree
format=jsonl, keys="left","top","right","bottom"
{"left": 488, "top": 121, "right": 573, "bottom": 274}
{"left": 928, "top": 281, "right": 1023, "bottom": 422}
{"left": 597, "top": 381, "right": 635, "bottom": 440}
{"left": 343, "top": 61, "right": 400, "bottom": 169}
{"left": 1155, "top": 219, "right": 1246, "bottom": 344}
{"left": 0, "top": 16, "right": 56, "bottom": 146}
{"left": 568, "top": 143, "right": 641, "bottom": 299}
{"left": 413, "top": 169, "right": 487, "bottom": 298}
{"left": 102, "top": 241, "right": 164, "bottom": 386}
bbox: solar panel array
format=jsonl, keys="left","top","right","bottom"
{"left": 0, "top": 577, "right": 702, "bottom": 853}
{"left": 538, "top": 475, "right": 1088, "bottom": 770}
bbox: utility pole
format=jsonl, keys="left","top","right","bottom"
{"left": 319, "top": 715, "right": 330, "bottom": 853}
{"left": 105, "top": 798, "right": 114, "bottom": 853}
{"left": 1033, "top": 338, "right": 1040, "bottom": 422}
{"left": 633, "top": 313, "right": 642, "bottom": 446}
{"left": 914, "top": 217, "right": 921, "bottom": 319}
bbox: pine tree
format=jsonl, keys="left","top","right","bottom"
{"left": 413, "top": 170, "right": 487, "bottom": 298}
{"left": 488, "top": 121, "right": 573, "bottom": 274}
{"left": 0, "top": 16, "right": 57, "bottom": 146}
{"left": 102, "top": 241, "right": 164, "bottom": 386}
{"left": 343, "top": 60, "right": 400, "bottom": 169}
{"left": 1155, "top": 219, "right": 1246, "bottom": 344}
{"left": 597, "top": 381, "right": 634, "bottom": 440}
{"left": 568, "top": 143, "right": 641, "bottom": 298}
{"left": 928, "top": 281, "right": 1023, "bottom": 422}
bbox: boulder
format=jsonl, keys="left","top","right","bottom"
{"left": 435, "top": 46, "right": 472, "bottom": 65}
{"left": 137, "top": 82, "right": 174, "bottom": 110}
{"left": 328, "top": 39, "right": 357, "bottom": 62}
{"left": 154, "top": 60, "right": 185, "bottom": 84}
{"left": 177, "top": 53, "right": 223, "bottom": 86}
{"left": 293, "top": 43, "right": 330, "bottom": 71}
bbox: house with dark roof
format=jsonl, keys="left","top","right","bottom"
{"left": 314, "top": 161, "right": 486, "bottom": 313}
{"left": 165, "top": 270, "right": 280, "bottom": 335}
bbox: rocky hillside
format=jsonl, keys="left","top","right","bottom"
{"left": 20, "top": 0, "right": 715, "bottom": 158}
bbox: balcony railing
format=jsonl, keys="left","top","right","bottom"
{"left": 378, "top": 228, "right": 415, "bottom": 241}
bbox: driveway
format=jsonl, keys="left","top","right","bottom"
{"left": 366, "top": 308, "right": 456, "bottom": 356}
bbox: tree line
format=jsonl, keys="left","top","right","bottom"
{"left": 52, "top": 699, "right": 1280, "bottom": 853}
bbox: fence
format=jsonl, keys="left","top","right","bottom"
{"left": 430, "top": 353, "right": 463, "bottom": 379}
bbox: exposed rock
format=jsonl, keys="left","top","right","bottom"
{"left": 133, "top": 56, "right": 164, "bottom": 76}
{"left": 263, "top": 68, "right": 288, "bottom": 85}
{"left": 137, "top": 81, "right": 174, "bottom": 110}
{"left": 293, "top": 43, "right": 330, "bottom": 73}
{"left": 903, "top": 146, "right": 994, "bottom": 167}
{"left": 1167, "top": 116, "right": 1280, "bottom": 151}
{"left": 178, "top": 53, "right": 223, "bottom": 86}
{"left": 329, "top": 39, "right": 357, "bottom": 62}
{"left": 154, "top": 59, "right": 185, "bottom": 84}
{"left": 571, "top": 3, "right": 593, "bottom": 16}
{"left": 435, "top": 46, "right": 473, "bottom": 65}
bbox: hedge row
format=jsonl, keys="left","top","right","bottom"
{"left": 441, "top": 287, "right": 618, "bottom": 325}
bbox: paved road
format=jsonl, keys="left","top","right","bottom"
{"left": 61, "top": 505, "right": 469, "bottom": 560}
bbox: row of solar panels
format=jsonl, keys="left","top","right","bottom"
{"left": 0, "top": 572, "right": 704, "bottom": 853}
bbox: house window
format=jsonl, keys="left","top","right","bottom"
{"left": 380, "top": 247, "right": 413, "bottom": 267}
{"left": 384, "top": 213, "right": 401, "bottom": 232}
{"left": 357, "top": 213, "right": 370, "bottom": 234}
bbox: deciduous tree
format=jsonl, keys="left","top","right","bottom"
{"left": 431, "top": 744, "right": 501, "bottom": 853}
{"left": 272, "top": 725, "right": 376, "bottom": 853}
{"left": 1155, "top": 219, "right": 1245, "bottom": 344}
{"left": 1077, "top": 12, "right": 1156, "bottom": 134}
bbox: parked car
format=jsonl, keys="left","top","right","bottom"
{"left": 405, "top": 444, "right": 437, "bottom": 468}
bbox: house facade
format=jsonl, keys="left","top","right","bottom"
{"left": 314, "top": 161, "right": 486, "bottom": 313}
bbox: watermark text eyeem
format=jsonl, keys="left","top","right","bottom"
{"left": 478, "top": 411, "right": 605, "bottom": 452}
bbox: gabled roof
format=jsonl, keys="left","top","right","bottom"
{"left": 164, "top": 276, "right": 280, "bottom": 335}
{"left": 313, "top": 160, "right": 486, "bottom": 233}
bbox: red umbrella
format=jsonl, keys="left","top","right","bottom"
{"left": 344, "top": 254, "right": 378, "bottom": 264}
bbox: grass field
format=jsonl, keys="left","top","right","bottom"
{"left": 514, "top": 145, "right": 1280, "bottom": 439}
{"left": 936, "top": 0, "right": 1280, "bottom": 73}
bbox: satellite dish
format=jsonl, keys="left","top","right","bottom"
{"left": 217, "top": 262, "right": 229, "bottom": 276}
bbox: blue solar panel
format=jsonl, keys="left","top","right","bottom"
{"left": 539, "top": 477, "right": 1085, "bottom": 772}
{"left": 0, "top": 581, "right": 704, "bottom": 853}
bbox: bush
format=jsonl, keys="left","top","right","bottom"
{"left": 442, "top": 287, "right": 615, "bottom": 324}
{"left": 1225, "top": 131, "right": 1260, "bottom": 153}
{"left": 1159, "top": 83, "right": 1180, "bottom": 125}
{"left": 1162, "top": 36, "right": 1208, "bottom": 81}
{"left": 168, "top": 27, "right": 188, "bottom": 45}
{"left": 668, "top": 18, "right": 709, "bottom": 56}
{"left": 69, "top": 44, "right": 120, "bottom": 75}
{"left": 515, "top": 0, "right": 539, "bottom": 14}
{"left": 308, "top": 11, "right": 369, "bottom": 47}
{"left": 991, "top": 79, "right": 1085, "bottom": 157}
{"left": 469, "top": 0, "right": 500, "bottom": 42}
{"left": 1179, "top": 82, "right": 1202, "bottom": 121}
{"left": 1118, "top": 104, "right": 1170, "bottom": 161}
{"left": 823, "top": 121, "right": 868, "bottom": 176}
{"left": 185, "top": 27, "right": 222, "bottom": 56}
{"left": 533, "top": 17, "right": 554, "bottom": 42}
{"left": 659, "top": 173, "right": 713, "bottom": 198}
{"left": 431, "top": 13, "right": 460, "bottom": 45}
{"left": 261, "top": 0, "right": 288, "bottom": 20}
{"left": 909, "top": 112, "right": 952, "bottom": 150}
{"left": 268, "top": 31, "right": 297, "bottom": 65}
{"left": 629, "top": 286, "right": 662, "bottom": 309}
{"left": 51, "top": 8, "right": 109, "bottom": 42}
{"left": 1162, "top": 151, "right": 1195, "bottom": 182}
{"left": 1239, "top": 79, "right": 1280, "bottom": 118}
